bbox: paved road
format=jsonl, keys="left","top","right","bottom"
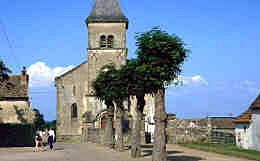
{"left": 0, "top": 143, "right": 255, "bottom": 161}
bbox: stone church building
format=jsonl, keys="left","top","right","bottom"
{"left": 55, "top": 0, "right": 155, "bottom": 141}
{"left": 0, "top": 67, "right": 34, "bottom": 123}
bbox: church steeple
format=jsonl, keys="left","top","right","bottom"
{"left": 86, "top": 0, "right": 128, "bottom": 28}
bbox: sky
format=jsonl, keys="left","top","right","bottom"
{"left": 1, "top": 0, "right": 260, "bottom": 121}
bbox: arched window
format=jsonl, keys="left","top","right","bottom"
{"left": 100, "top": 35, "right": 106, "bottom": 48}
{"left": 71, "top": 103, "right": 78, "bottom": 118}
{"left": 73, "top": 86, "right": 76, "bottom": 96}
{"left": 107, "top": 35, "right": 114, "bottom": 48}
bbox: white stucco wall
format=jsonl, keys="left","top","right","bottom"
{"left": 249, "top": 109, "right": 260, "bottom": 150}
{"left": 235, "top": 123, "right": 249, "bottom": 149}
{"left": 235, "top": 109, "right": 260, "bottom": 151}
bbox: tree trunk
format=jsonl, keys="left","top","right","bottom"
{"left": 152, "top": 88, "right": 167, "bottom": 161}
{"left": 131, "top": 107, "right": 142, "bottom": 157}
{"left": 131, "top": 95, "right": 145, "bottom": 158}
{"left": 104, "top": 105, "right": 114, "bottom": 148}
{"left": 114, "top": 103, "right": 124, "bottom": 151}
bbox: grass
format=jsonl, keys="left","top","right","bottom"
{"left": 179, "top": 143, "right": 260, "bottom": 161}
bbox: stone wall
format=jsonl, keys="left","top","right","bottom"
{"left": 0, "top": 101, "right": 34, "bottom": 123}
{"left": 166, "top": 117, "right": 235, "bottom": 144}
{"left": 81, "top": 127, "right": 132, "bottom": 146}
{"left": 167, "top": 118, "right": 208, "bottom": 144}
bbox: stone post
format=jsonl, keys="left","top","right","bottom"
{"left": 141, "top": 117, "right": 146, "bottom": 144}
{"left": 103, "top": 110, "right": 114, "bottom": 147}
{"left": 81, "top": 120, "right": 87, "bottom": 144}
{"left": 81, "top": 111, "right": 94, "bottom": 143}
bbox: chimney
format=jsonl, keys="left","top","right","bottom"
{"left": 21, "top": 66, "right": 29, "bottom": 85}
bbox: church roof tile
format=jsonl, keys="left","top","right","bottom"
{"left": 86, "top": 0, "right": 128, "bottom": 25}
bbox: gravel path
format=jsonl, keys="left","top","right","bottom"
{"left": 0, "top": 143, "right": 255, "bottom": 161}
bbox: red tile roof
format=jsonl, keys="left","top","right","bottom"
{"left": 233, "top": 108, "right": 252, "bottom": 123}
{"left": 233, "top": 94, "right": 260, "bottom": 123}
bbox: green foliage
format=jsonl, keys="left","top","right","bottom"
{"left": 44, "top": 120, "right": 56, "bottom": 130}
{"left": 93, "top": 27, "right": 190, "bottom": 112}
{"left": 135, "top": 27, "right": 190, "bottom": 89}
{"left": 92, "top": 64, "right": 128, "bottom": 108}
{"left": 180, "top": 143, "right": 260, "bottom": 161}
{"left": 33, "top": 108, "right": 45, "bottom": 130}
{"left": 0, "top": 58, "right": 12, "bottom": 81}
{"left": 0, "top": 123, "right": 35, "bottom": 147}
{"left": 120, "top": 59, "right": 161, "bottom": 97}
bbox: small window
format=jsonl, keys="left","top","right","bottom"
{"left": 71, "top": 103, "right": 78, "bottom": 118}
{"left": 100, "top": 35, "right": 106, "bottom": 48}
{"left": 107, "top": 35, "right": 114, "bottom": 48}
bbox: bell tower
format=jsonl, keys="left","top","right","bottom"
{"left": 86, "top": 0, "right": 128, "bottom": 95}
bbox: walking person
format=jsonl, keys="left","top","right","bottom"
{"left": 38, "top": 129, "right": 44, "bottom": 151}
{"left": 48, "top": 128, "right": 55, "bottom": 151}
{"left": 33, "top": 131, "right": 41, "bottom": 152}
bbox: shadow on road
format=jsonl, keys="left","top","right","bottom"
{"left": 141, "top": 144, "right": 203, "bottom": 161}
{"left": 168, "top": 155, "right": 203, "bottom": 161}
{"left": 143, "top": 150, "right": 183, "bottom": 157}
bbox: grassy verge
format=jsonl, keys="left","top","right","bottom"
{"left": 179, "top": 143, "right": 260, "bottom": 161}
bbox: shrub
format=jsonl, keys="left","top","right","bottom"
{"left": 0, "top": 123, "right": 35, "bottom": 147}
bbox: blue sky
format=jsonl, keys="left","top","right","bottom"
{"left": 1, "top": 0, "right": 260, "bottom": 121}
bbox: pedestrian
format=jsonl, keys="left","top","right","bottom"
{"left": 38, "top": 129, "right": 44, "bottom": 151}
{"left": 33, "top": 131, "right": 41, "bottom": 152}
{"left": 48, "top": 128, "right": 55, "bottom": 151}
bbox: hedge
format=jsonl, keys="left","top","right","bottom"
{"left": 0, "top": 123, "right": 35, "bottom": 147}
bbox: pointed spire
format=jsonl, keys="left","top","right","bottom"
{"left": 86, "top": 0, "right": 128, "bottom": 27}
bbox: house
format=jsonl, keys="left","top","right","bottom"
{"left": 0, "top": 67, "right": 34, "bottom": 123}
{"left": 233, "top": 94, "right": 260, "bottom": 150}
{"left": 207, "top": 116, "right": 235, "bottom": 134}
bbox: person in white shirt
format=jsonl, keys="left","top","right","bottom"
{"left": 48, "top": 128, "right": 55, "bottom": 151}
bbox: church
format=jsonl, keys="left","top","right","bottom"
{"left": 55, "top": 0, "right": 155, "bottom": 142}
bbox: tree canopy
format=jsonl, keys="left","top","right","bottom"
{"left": 92, "top": 64, "right": 128, "bottom": 106}
{"left": 135, "top": 27, "right": 189, "bottom": 89}
{"left": 134, "top": 27, "right": 190, "bottom": 161}
{"left": 33, "top": 108, "right": 45, "bottom": 130}
{"left": 0, "top": 58, "right": 12, "bottom": 81}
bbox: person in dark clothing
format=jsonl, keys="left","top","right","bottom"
{"left": 48, "top": 128, "right": 55, "bottom": 151}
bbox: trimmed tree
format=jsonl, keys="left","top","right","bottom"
{"left": 119, "top": 59, "right": 160, "bottom": 158}
{"left": 92, "top": 64, "right": 128, "bottom": 151}
{"left": 92, "top": 65, "right": 116, "bottom": 148}
{"left": 135, "top": 27, "right": 189, "bottom": 161}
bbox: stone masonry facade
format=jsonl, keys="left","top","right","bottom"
{"left": 55, "top": 0, "right": 155, "bottom": 142}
